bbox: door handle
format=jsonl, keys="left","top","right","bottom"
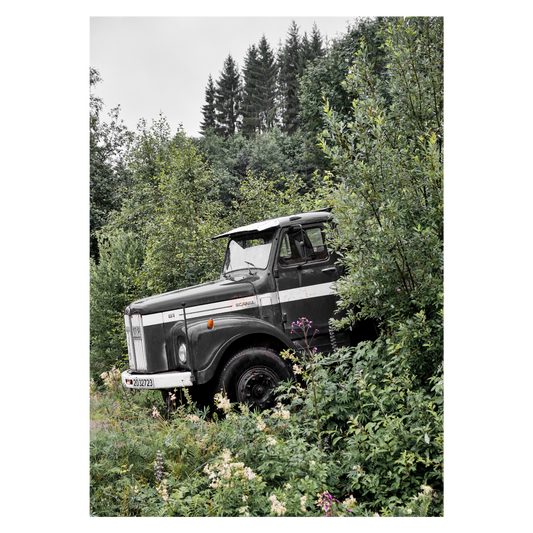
{"left": 321, "top": 267, "right": 336, "bottom": 273}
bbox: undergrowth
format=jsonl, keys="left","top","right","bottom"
{"left": 91, "top": 324, "right": 443, "bottom": 517}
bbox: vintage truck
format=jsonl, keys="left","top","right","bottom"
{"left": 121, "top": 208, "right": 374, "bottom": 409}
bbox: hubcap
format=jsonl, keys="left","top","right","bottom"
{"left": 237, "top": 366, "right": 279, "bottom": 409}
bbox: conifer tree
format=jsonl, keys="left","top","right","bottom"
{"left": 241, "top": 45, "right": 261, "bottom": 137}
{"left": 308, "top": 22, "right": 325, "bottom": 62}
{"left": 200, "top": 74, "right": 217, "bottom": 135}
{"left": 214, "top": 54, "right": 242, "bottom": 138}
{"left": 256, "top": 35, "right": 278, "bottom": 133}
{"left": 277, "top": 20, "right": 302, "bottom": 134}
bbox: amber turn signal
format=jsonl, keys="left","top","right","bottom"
{"left": 207, "top": 319, "right": 214, "bottom": 329}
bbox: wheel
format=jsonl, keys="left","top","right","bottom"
{"left": 216, "top": 347, "right": 292, "bottom": 410}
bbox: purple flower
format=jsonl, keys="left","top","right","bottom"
{"left": 154, "top": 450, "right": 164, "bottom": 483}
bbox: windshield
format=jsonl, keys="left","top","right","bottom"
{"left": 222, "top": 231, "right": 274, "bottom": 275}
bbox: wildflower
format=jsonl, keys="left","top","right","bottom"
{"left": 242, "top": 495, "right": 248, "bottom": 502}
{"left": 310, "top": 460, "right": 316, "bottom": 466}
{"left": 100, "top": 366, "right": 121, "bottom": 390}
{"left": 154, "top": 450, "right": 164, "bottom": 483}
{"left": 269, "top": 494, "right": 286, "bottom": 516}
{"left": 186, "top": 414, "right": 200, "bottom": 423}
{"left": 342, "top": 495, "right": 357, "bottom": 513}
{"left": 266, "top": 436, "right": 277, "bottom": 446}
{"left": 221, "top": 449, "right": 232, "bottom": 463}
{"left": 243, "top": 467, "right": 256, "bottom": 480}
{"left": 352, "top": 464, "right": 364, "bottom": 478}
{"left": 373, "top": 512, "right": 380, "bottom": 517}
{"left": 284, "top": 483, "right": 292, "bottom": 489}
{"left": 257, "top": 418, "right": 266, "bottom": 431}
{"left": 271, "top": 403, "right": 291, "bottom": 420}
{"left": 293, "top": 364, "right": 302, "bottom": 375}
{"left": 214, "top": 392, "right": 231, "bottom": 412}
{"left": 407, "top": 508, "right": 413, "bottom": 514}
{"left": 300, "top": 495, "right": 307, "bottom": 512}
{"left": 316, "top": 491, "right": 340, "bottom": 517}
{"left": 157, "top": 478, "right": 169, "bottom": 501}
{"left": 152, "top": 406, "right": 161, "bottom": 419}
{"left": 239, "top": 506, "right": 249, "bottom": 516}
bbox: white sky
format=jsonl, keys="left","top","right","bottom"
{"left": 90, "top": 17, "right": 358, "bottom": 137}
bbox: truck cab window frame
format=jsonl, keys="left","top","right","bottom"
{"left": 277, "top": 226, "right": 329, "bottom": 267}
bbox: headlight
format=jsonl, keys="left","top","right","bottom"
{"left": 178, "top": 341, "right": 187, "bottom": 364}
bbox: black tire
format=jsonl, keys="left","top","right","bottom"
{"left": 216, "top": 347, "right": 292, "bottom": 410}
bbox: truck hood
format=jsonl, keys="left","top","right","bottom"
{"left": 125, "top": 277, "right": 256, "bottom": 316}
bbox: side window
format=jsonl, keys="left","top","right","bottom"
{"left": 306, "top": 227, "right": 328, "bottom": 261}
{"left": 278, "top": 227, "right": 329, "bottom": 267}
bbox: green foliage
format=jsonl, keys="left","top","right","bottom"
{"left": 90, "top": 360, "right": 442, "bottom": 516}
{"left": 138, "top": 133, "right": 226, "bottom": 294}
{"left": 90, "top": 231, "right": 144, "bottom": 382}
{"left": 320, "top": 17, "right": 444, "bottom": 383}
{"left": 298, "top": 18, "right": 390, "bottom": 170}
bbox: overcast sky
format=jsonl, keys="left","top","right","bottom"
{"left": 90, "top": 17, "right": 359, "bottom": 137}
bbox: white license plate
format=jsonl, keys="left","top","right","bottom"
{"left": 126, "top": 378, "right": 154, "bottom": 388}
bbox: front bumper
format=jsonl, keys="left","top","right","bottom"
{"left": 121, "top": 369, "right": 193, "bottom": 390}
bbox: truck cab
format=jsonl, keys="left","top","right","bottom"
{"left": 121, "top": 209, "right": 370, "bottom": 409}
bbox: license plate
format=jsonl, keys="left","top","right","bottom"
{"left": 129, "top": 377, "right": 154, "bottom": 388}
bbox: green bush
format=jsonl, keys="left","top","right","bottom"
{"left": 90, "top": 361, "right": 442, "bottom": 517}
{"left": 90, "top": 231, "right": 144, "bottom": 383}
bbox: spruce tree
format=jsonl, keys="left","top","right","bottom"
{"left": 278, "top": 20, "right": 302, "bottom": 134}
{"left": 214, "top": 54, "right": 242, "bottom": 138}
{"left": 308, "top": 22, "right": 325, "bottom": 61}
{"left": 200, "top": 74, "right": 217, "bottom": 135}
{"left": 256, "top": 35, "right": 278, "bottom": 133}
{"left": 241, "top": 45, "right": 261, "bottom": 137}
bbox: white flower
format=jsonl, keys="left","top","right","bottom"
{"left": 300, "top": 495, "right": 307, "bottom": 512}
{"left": 266, "top": 436, "right": 277, "bottom": 446}
{"left": 221, "top": 449, "right": 232, "bottom": 463}
{"left": 342, "top": 495, "right": 357, "bottom": 508}
{"left": 420, "top": 484, "right": 432, "bottom": 494}
{"left": 269, "top": 495, "right": 286, "bottom": 516}
{"left": 256, "top": 418, "right": 266, "bottom": 431}
{"left": 424, "top": 433, "right": 430, "bottom": 444}
{"left": 214, "top": 392, "right": 231, "bottom": 411}
{"left": 407, "top": 508, "right": 413, "bottom": 514}
{"left": 243, "top": 467, "right": 257, "bottom": 480}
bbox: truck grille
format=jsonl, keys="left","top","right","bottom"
{"left": 125, "top": 313, "right": 148, "bottom": 371}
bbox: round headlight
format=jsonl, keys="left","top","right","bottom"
{"left": 178, "top": 341, "right": 187, "bottom": 364}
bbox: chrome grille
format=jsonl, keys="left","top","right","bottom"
{"left": 125, "top": 313, "right": 148, "bottom": 371}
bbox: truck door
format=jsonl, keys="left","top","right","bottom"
{"left": 274, "top": 224, "right": 342, "bottom": 353}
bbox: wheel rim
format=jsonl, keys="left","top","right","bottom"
{"left": 236, "top": 366, "right": 279, "bottom": 409}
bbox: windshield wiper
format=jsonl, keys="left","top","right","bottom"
{"left": 244, "top": 261, "right": 256, "bottom": 275}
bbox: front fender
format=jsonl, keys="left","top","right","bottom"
{"left": 187, "top": 315, "right": 293, "bottom": 384}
